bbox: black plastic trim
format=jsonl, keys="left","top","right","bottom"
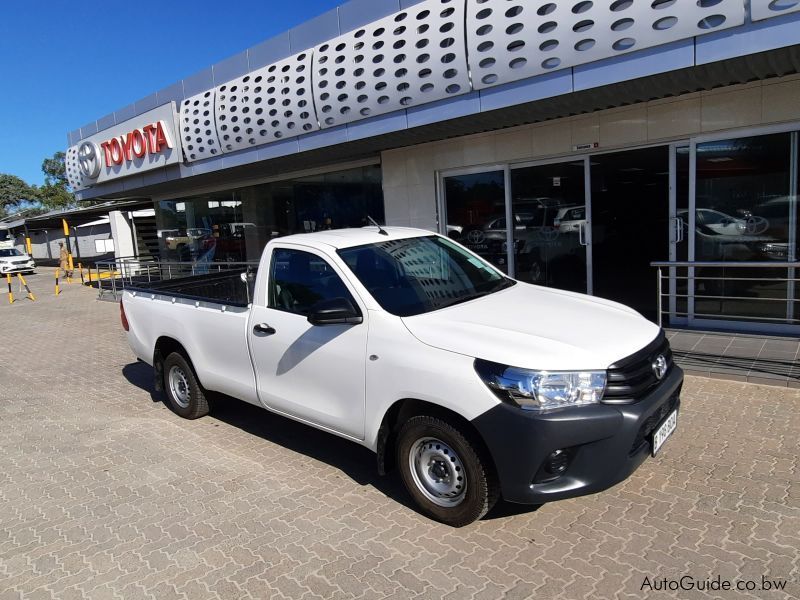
{"left": 471, "top": 366, "right": 684, "bottom": 504}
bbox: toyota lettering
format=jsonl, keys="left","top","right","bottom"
{"left": 100, "top": 121, "right": 173, "bottom": 167}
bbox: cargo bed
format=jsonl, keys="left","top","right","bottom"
{"left": 127, "top": 269, "right": 256, "bottom": 307}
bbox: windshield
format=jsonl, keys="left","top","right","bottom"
{"left": 0, "top": 249, "right": 23, "bottom": 257}
{"left": 338, "top": 235, "right": 514, "bottom": 317}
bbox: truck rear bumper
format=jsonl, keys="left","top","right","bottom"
{"left": 471, "top": 366, "right": 683, "bottom": 504}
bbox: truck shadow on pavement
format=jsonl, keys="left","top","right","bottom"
{"left": 122, "top": 361, "right": 540, "bottom": 522}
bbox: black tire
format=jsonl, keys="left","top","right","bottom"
{"left": 162, "top": 352, "right": 211, "bottom": 419}
{"left": 396, "top": 415, "right": 499, "bottom": 527}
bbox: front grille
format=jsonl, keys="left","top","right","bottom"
{"left": 11, "top": 260, "right": 27, "bottom": 265}
{"left": 603, "top": 331, "right": 673, "bottom": 403}
{"left": 630, "top": 393, "right": 679, "bottom": 455}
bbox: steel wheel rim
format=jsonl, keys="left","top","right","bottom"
{"left": 168, "top": 365, "right": 191, "bottom": 409}
{"left": 408, "top": 437, "right": 467, "bottom": 507}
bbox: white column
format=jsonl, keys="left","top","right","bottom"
{"left": 109, "top": 211, "right": 135, "bottom": 259}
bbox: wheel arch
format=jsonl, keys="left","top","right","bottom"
{"left": 153, "top": 336, "right": 194, "bottom": 392}
{"left": 376, "top": 398, "right": 497, "bottom": 481}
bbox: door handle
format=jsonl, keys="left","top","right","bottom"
{"left": 671, "top": 217, "right": 685, "bottom": 243}
{"left": 253, "top": 323, "right": 276, "bottom": 335}
{"left": 578, "top": 223, "right": 588, "bottom": 246}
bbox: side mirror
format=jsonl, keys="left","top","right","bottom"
{"left": 307, "top": 297, "right": 363, "bottom": 326}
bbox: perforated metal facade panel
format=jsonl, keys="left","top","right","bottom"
{"left": 65, "top": 146, "right": 89, "bottom": 192}
{"left": 179, "top": 91, "right": 221, "bottom": 161}
{"left": 466, "top": 0, "right": 745, "bottom": 90}
{"left": 751, "top": 0, "right": 800, "bottom": 21}
{"left": 215, "top": 51, "right": 318, "bottom": 154}
{"left": 312, "top": 0, "right": 470, "bottom": 129}
{"left": 69, "top": 0, "right": 800, "bottom": 186}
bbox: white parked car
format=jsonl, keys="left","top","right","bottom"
{"left": 0, "top": 248, "right": 36, "bottom": 274}
{"left": 553, "top": 206, "right": 586, "bottom": 233}
{"left": 122, "top": 227, "right": 682, "bottom": 526}
{"left": 679, "top": 208, "right": 750, "bottom": 236}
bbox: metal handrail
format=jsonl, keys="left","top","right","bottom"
{"left": 651, "top": 261, "right": 800, "bottom": 268}
{"left": 651, "top": 261, "right": 800, "bottom": 329}
{"left": 650, "top": 260, "right": 800, "bottom": 269}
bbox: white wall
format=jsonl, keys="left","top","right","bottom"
{"left": 15, "top": 223, "right": 114, "bottom": 263}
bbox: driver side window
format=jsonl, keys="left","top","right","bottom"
{"left": 268, "top": 248, "right": 354, "bottom": 316}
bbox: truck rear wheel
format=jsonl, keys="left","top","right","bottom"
{"left": 396, "top": 415, "right": 498, "bottom": 527}
{"left": 163, "top": 352, "right": 211, "bottom": 419}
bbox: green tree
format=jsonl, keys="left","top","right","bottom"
{"left": 0, "top": 174, "right": 37, "bottom": 215}
{"left": 37, "top": 183, "right": 75, "bottom": 211}
{"left": 38, "top": 151, "right": 76, "bottom": 211}
{"left": 42, "top": 151, "right": 69, "bottom": 188}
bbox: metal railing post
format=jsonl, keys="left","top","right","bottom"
{"left": 657, "top": 267, "right": 663, "bottom": 329}
{"left": 651, "top": 261, "right": 800, "bottom": 329}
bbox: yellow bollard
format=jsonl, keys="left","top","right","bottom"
{"left": 55, "top": 268, "right": 61, "bottom": 296}
{"left": 78, "top": 263, "right": 85, "bottom": 285}
{"left": 16, "top": 274, "right": 34, "bottom": 301}
{"left": 6, "top": 273, "right": 13, "bottom": 304}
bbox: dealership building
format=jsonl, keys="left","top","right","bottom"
{"left": 66, "top": 0, "right": 800, "bottom": 334}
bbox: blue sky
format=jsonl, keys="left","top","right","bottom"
{"left": 0, "top": 0, "right": 342, "bottom": 186}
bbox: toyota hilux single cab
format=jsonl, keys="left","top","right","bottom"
{"left": 122, "top": 226, "right": 682, "bottom": 526}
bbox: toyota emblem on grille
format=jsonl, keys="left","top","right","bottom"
{"left": 652, "top": 355, "right": 668, "bottom": 380}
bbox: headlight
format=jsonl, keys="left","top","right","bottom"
{"left": 475, "top": 359, "right": 606, "bottom": 411}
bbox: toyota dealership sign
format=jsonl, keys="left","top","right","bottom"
{"left": 65, "top": 103, "right": 182, "bottom": 191}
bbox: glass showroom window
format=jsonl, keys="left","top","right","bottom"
{"left": 158, "top": 191, "right": 247, "bottom": 263}
{"left": 694, "top": 132, "right": 796, "bottom": 324}
{"left": 443, "top": 170, "right": 510, "bottom": 273}
{"left": 157, "top": 165, "right": 385, "bottom": 263}
{"left": 253, "top": 165, "right": 384, "bottom": 244}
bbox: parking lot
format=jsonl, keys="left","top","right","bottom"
{"left": 0, "top": 274, "right": 797, "bottom": 600}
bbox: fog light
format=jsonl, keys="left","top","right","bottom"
{"left": 533, "top": 448, "right": 574, "bottom": 484}
{"left": 545, "top": 449, "right": 569, "bottom": 475}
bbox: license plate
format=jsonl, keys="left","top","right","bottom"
{"left": 652, "top": 410, "right": 678, "bottom": 456}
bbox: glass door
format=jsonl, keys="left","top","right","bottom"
{"left": 590, "top": 146, "right": 671, "bottom": 321}
{"left": 442, "top": 168, "right": 510, "bottom": 273}
{"left": 509, "top": 159, "right": 589, "bottom": 293}
{"left": 668, "top": 144, "right": 690, "bottom": 326}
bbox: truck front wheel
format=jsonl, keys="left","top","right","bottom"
{"left": 162, "top": 352, "right": 211, "bottom": 419}
{"left": 396, "top": 415, "right": 498, "bottom": 527}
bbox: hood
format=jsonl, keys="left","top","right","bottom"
{"left": 0, "top": 254, "right": 30, "bottom": 262}
{"left": 401, "top": 283, "right": 661, "bottom": 371}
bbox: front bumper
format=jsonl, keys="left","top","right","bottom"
{"left": 0, "top": 262, "right": 35, "bottom": 274}
{"left": 472, "top": 366, "right": 683, "bottom": 504}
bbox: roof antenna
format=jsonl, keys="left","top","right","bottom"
{"left": 367, "top": 216, "right": 389, "bottom": 236}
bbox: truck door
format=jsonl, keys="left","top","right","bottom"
{"left": 247, "top": 245, "right": 367, "bottom": 439}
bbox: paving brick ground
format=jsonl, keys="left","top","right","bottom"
{"left": 0, "top": 271, "right": 798, "bottom": 599}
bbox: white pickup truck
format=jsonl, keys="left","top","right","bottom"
{"left": 122, "top": 227, "right": 682, "bottom": 526}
